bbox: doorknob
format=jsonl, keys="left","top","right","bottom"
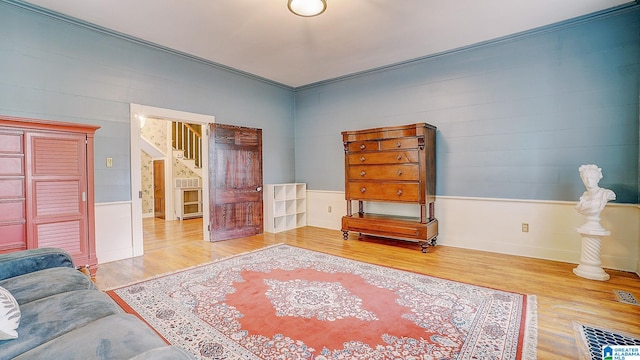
{"left": 256, "top": 186, "right": 262, "bottom": 192}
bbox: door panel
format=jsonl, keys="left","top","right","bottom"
{"left": 26, "top": 132, "right": 88, "bottom": 262}
{"left": 153, "top": 160, "right": 165, "bottom": 219}
{"left": 209, "top": 124, "right": 263, "bottom": 241}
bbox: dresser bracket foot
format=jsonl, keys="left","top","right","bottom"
{"left": 420, "top": 242, "right": 429, "bottom": 253}
{"left": 342, "top": 231, "right": 349, "bottom": 240}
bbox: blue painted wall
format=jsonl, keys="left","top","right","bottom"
{"left": 1, "top": 2, "right": 638, "bottom": 205}
{"left": 294, "top": 8, "right": 640, "bottom": 203}
{"left": 0, "top": 1, "right": 295, "bottom": 203}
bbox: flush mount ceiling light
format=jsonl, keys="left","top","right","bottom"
{"left": 288, "top": 0, "right": 327, "bottom": 17}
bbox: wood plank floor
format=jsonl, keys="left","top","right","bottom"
{"left": 94, "top": 218, "right": 640, "bottom": 359}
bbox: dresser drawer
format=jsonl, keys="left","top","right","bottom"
{"left": 348, "top": 181, "right": 419, "bottom": 202}
{"left": 343, "top": 215, "right": 421, "bottom": 238}
{"left": 380, "top": 137, "right": 419, "bottom": 150}
{"left": 0, "top": 179, "right": 24, "bottom": 199}
{"left": 347, "top": 150, "right": 419, "bottom": 164}
{"left": 348, "top": 164, "right": 419, "bottom": 181}
{"left": 0, "top": 156, "right": 23, "bottom": 176}
{"left": 342, "top": 215, "right": 438, "bottom": 242}
{"left": 347, "top": 140, "right": 379, "bottom": 152}
{"left": 0, "top": 200, "right": 24, "bottom": 221}
{"left": 0, "top": 222, "right": 26, "bottom": 252}
{"left": 0, "top": 132, "right": 23, "bottom": 153}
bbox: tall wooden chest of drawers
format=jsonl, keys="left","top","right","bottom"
{"left": 341, "top": 123, "right": 438, "bottom": 252}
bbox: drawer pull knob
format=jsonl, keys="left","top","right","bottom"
{"left": 396, "top": 141, "right": 401, "bottom": 147}
{"left": 360, "top": 187, "right": 367, "bottom": 193}
{"left": 360, "top": 156, "right": 366, "bottom": 162}
{"left": 397, "top": 170, "right": 403, "bottom": 176}
{"left": 397, "top": 155, "right": 402, "bottom": 161}
{"left": 397, "top": 189, "right": 403, "bottom": 196}
{"left": 360, "top": 144, "right": 366, "bottom": 150}
{"left": 360, "top": 171, "right": 366, "bottom": 176}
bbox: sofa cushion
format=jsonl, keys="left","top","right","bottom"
{"left": 0, "top": 290, "right": 122, "bottom": 359}
{"left": 0, "top": 286, "right": 20, "bottom": 340}
{"left": 13, "top": 314, "right": 192, "bottom": 360}
{"left": 0, "top": 267, "right": 96, "bottom": 305}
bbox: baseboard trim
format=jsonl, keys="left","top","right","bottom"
{"left": 306, "top": 191, "right": 639, "bottom": 272}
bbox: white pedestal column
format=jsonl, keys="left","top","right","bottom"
{"left": 573, "top": 227, "right": 610, "bottom": 281}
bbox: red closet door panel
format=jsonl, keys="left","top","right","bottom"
{"left": 34, "top": 181, "right": 81, "bottom": 216}
{"left": 32, "top": 137, "right": 82, "bottom": 176}
{"left": 36, "top": 221, "right": 82, "bottom": 254}
{"left": 26, "top": 132, "right": 88, "bottom": 263}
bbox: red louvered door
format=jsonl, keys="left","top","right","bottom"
{"left": 26, "top": 131, "right": 90, "bottom": 265}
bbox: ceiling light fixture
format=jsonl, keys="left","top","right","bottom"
{"left": 288, "top": 0, "right": 327, "bottom": 17}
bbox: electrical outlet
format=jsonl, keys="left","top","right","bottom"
{"left": 327, "top": 206, "right": 332, "bottom": 213}
{"left": 522, "top": 223, "right": 529, "bottom": 233}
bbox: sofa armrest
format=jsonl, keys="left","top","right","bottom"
{"left": 0, "top": 248, "right": 75, "bottom": 281}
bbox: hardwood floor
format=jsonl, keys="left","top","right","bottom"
{"left": 94, "top": 218, "right": 640, "bottom": 359}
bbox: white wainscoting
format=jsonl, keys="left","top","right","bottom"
{"left": 95, "top": 201, "right": 134, "bottom": 264}
{"left": 95, "top": 194, "right": 639, "bottom": 273}
{"left": 306, "top": 190, "right": 640, "bottom": 273}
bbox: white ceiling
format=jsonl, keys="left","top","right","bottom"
{"left": 19, "top": 0, "right": 633, "bottom": 88}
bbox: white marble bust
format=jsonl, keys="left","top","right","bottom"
{"left": 576, "top": 165, "right": 616, "bottom": 216}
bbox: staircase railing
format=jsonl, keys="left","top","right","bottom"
{"left": 172, "top": 121, "right": 202, "bottom": 168}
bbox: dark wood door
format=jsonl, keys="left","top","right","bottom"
{"left": 209, "top": 124, "right": 263, "bottom": 241}
{"left": 153, "top": 160, "right": 165, "bottom": 219}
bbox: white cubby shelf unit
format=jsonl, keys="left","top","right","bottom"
{"left": 264, "top": 183, "right": 307, "bottom": 233}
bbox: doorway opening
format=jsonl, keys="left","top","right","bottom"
{"left": 130, "top": 104, "right": 215, "bottom": 257}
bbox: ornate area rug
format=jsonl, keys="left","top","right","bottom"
{"left": 107, "top": 244, "right": 537, "bottom": 359}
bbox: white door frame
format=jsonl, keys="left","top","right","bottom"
{"left": 130, "top": 103, "right": 215, "bottom": 257}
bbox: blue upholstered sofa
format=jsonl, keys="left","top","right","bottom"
{"left": 0, "top": 248, "right": 194, "bottom": 359}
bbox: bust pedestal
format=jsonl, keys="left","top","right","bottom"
{"left": 573, "top": 222, "right": 610, "bottom": 281}
{"left": 573, "top": 164, "right": 615, "bottom": 281}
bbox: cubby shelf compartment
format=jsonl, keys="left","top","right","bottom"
{"left": 175, "top": 188, "right": 203, "bottom": 220}
{"left": 264, "top": 183, "right": 307, "bottom": 233}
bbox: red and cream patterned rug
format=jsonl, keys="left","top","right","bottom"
{"left": 107, "top": 244, "right": 537, "bottom": 359}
